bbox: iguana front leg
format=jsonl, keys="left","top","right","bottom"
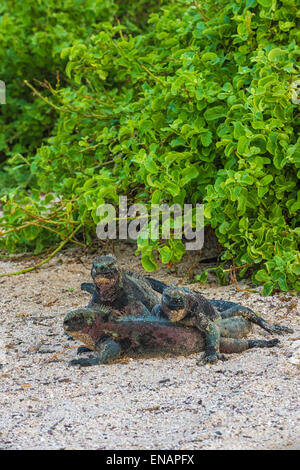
{"left": 69, "top": 338, "right": 121, "bottom": 367}
{"left": 220, "top": 305, "right": 293, "bottom": 335}
{"left": 187, "top": 310, "right": 226, "bottom": 365}
{"left": 151, "top": 304, "right": 170, "bottom": 320}
{"left": 200, "top": 322, "right": 227, "bottom": 365}
{"left": 81, "top": 282, "right": 103, "bottom": 307}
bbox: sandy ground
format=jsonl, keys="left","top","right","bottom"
{"left": 0, "top": 244, "right": 299, "bottom": 450}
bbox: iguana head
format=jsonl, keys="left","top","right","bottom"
{"left": 63, "top": 307, "right": 111, "bottom": 350}
{"left": 64, "top": 308, "right": 98, "bottom": 333}
{"left": 161, "top": 285, "right": 187, "bottom": 322}
{"left": 91, "top": 254, "right": 123, "bottom": 301}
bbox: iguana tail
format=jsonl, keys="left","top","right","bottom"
{"left": 145, "top": 277, "right": 169, "bottom": 294}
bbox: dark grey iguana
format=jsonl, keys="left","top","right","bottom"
{"left": 151, "top": 285, "right": 293, "bottom": 364}
{"left": 63, "top": 303, "right": 280, "bottom": 367}
{"left": 81, "top": 254, "right": 165, "bottom": 316}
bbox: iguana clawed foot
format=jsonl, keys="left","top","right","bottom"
{"left": 264, "top": 338, "right": 280, "bottom": 347}
{"left": 110, "top": 310, "right": 124, "bottom": 321}
{"left": 199, "top": 352, "right": 228, "bottom": 365}
{"left": 263, "top": 323, "right": 293, "bottom": 336}
{"left": 69, "top": 356, "right": 100, "bottom": 367}
{"left": 248, "top": 338, "right": 280, "bottom": 348}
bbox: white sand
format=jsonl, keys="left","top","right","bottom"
{"left": 0, "top": 246, "right": 299, "bottom": 449}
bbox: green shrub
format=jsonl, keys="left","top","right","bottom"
{"left": 0, "top": 0, "right": 299, "bottom": 294}
{"left": 0, "top": 0, "right": 164, "bottom": 186}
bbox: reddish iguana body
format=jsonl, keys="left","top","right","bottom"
{"left": 64, "top": 304, "right": 280, "bottom": 367}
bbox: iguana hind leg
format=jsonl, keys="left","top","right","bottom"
{"left": 69, "top": 338, "right": 121, "bottom": 367}
{"left": 217, "top": 317, "right": 252, "bottom": 339}
{"left": 210, "top": 299, "right": 240, "bottom": 312}
{"left": 219, "top": 337, "right": 279, "bottom": 354}
{"left": 220, "top": 305, "right": 293, "bottom": 335}
{"left": 197, "top": 313, "right": 280, "bottom": 363}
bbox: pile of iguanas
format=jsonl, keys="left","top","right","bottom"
{"left": 64, "top": 254, "right": 293, "bottom": 367}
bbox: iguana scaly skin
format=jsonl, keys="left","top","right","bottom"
{"left": 81, "top": 254, "right": 164, "bottom": 316}
{"left": 152, "top": 285, "right": 293, "bottom": 364}
{"left": 64, "top": 302, "right": 280, "bottom": 367}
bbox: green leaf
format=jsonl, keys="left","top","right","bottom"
{"left": 181, "top": 167, "right": 199, "bottom": 185}
{"left": 257, "top": 0, "right": 272, "bottom": 7}
{"left": 237, "top": 136, "right": 249, "bottom": 155}
{"left": 202, "top": 52, "right": 218, "bottom": 62}
{"left": 141, "top": 255, "right": 158, "bottom": 272}
{"left": 204, "top": 106, "right": 227, "bottom": 121}
{"left": 262, "top": 281, "right": 274, "bottom": 296}
{"left": 151, "top": 190, "right": 162, "bottom": 205}
{"left": 233, "top": 122, "right": 245, "bottom": 139}
{"left": 196, "top": 271, "right": 208, "bottom": 283}
{"left": 159, "top": 246, "right": 172, "bottom": 264}
{"left": 200, "top": 131, "right": 213, "bottom": 147}
{"left": 260, "top": 175, "right": 273, "bottom": 186}
{"left": 268, "top": 48, "right": 283, "bottom": 61}
{"left": 277, "top": 274, "right": 289, "bottom": 291}
{"left": 255, "top": 269, "right": 270, "bottom": 282}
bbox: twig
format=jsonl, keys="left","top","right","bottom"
{"left": 25, "top": 80, "right": 116, "bottom": 120}
{"left": 11, "top": 202, "right": 72, "bottom": 226}
{"left": 0, "top": 222, "right": 36, "bottom": 237}
{"left": 29, "top": 222, "right": 86, "bottom": 247}
{"left": 223, "top": 262, "right": 254, "bottom": 273}
{"left": 186, "top": 252, "right": 200, "bottom": 281}
{"left": 116, "top": 17, "right": 125, "bottom": 40}
{"left": 24, "top": 80, "right": 61, "bottom": 111}
{"left": 0, "top": 224, "right": 82, "bottom": 278}
{"left": 45, "top": 345, "right": 79, "bottom": 364}
{"left": 227, "top": 261, "right": 254, "bottom": 292}
{"left": 139, "top": 64, "right": 164, "bottom": 85}
{"left": 112, "top": 40, "right": 164, "bottom": 85}
{"left": 192, "top": 1, "right": 210, "bottom": 21}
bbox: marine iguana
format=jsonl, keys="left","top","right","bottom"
{"left": 75, "top": 254, "right": 292, "bottom": 364}
{"left": 152, "top": 285, "right": 293, "bottom": 364}
{"left": 64, "top": 302, "right": 280, "bottom": 367}
{"left": 81, "top": 254, "right": 165, "bottom": 316}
